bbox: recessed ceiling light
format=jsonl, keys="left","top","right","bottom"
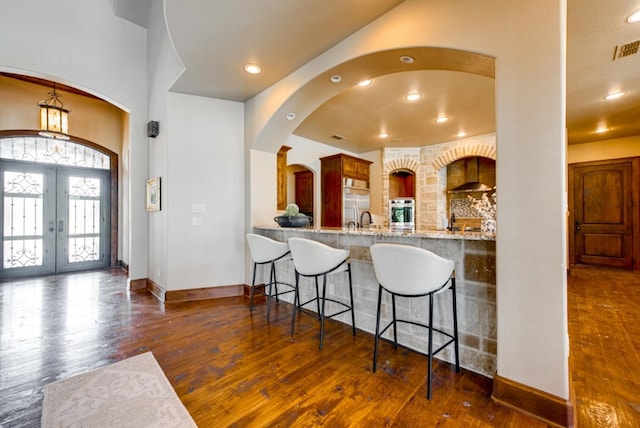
{"left": 604, "top": 91, "right": 627, "bottom": 100}
{"left": 378, "top": 132, "right": 389, "bottom": 138}
{"left": 405, "top": 92, "right": 422, "bottom": 102}
{"left": 330, "top": 75, "right": 342, "bottom": 83}
{"left": 595, "top": 127, "right": 609, "bottom": 133}
{"left": 400, "top": 55, "right": 415, "bottom": 64}
{"left": 286, "top": 113, "right": 296, "bottom": 121}
{"left": 627, "top": 9, "right": 640, "bottom": 23}
{"left": 358, "top": 79, "right": 372, "bottom": 87}
{"left": 243, "top": 63, "right": 262, "bottom": 74}
{"left": 435, "top": 116, "right": 450, "bottom": 123}
{"left": 457, "top": 131, "right": 467, "bottom": 137}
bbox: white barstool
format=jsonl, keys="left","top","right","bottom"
{"left": 370, "top": 243, "right": 460, "bottom": 399}
{"left": 246, "top": 233, "right": 294, "bottom": 321}
{"left": 288, "top": 237, "right": 356, "bottom": 350}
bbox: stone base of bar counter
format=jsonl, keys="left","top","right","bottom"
{"left": 253, "top": 225, "right": 496, "bottom": 378}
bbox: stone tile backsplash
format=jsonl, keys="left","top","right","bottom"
{"left": 451, "top": 198, "right": 481, "bottom": 219}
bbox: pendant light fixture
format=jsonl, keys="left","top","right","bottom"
{"left": 38, "top": 83, "right": 70, "bottom": 139}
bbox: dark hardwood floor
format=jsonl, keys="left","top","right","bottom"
{"left": 568, "top": 266, "right": 640, "bottom": 427}
{"left": 0, "top": 265, "right": 637, "bottom": 427}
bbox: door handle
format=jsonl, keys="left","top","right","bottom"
{"left": 575, "top": 220, "right": 581, "bottom": 231}
{"left": 49, "top": 220, "right": 55, "bottom": 232}
{"left": 58, "top": 219, "right": 64, "bottom": 232}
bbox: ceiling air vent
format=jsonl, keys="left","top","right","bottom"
{"left": 331, "top": 134, "right": 345, "bottom": 140}
{"left": 612, "top": 40, "right": 639, "bottom": 60}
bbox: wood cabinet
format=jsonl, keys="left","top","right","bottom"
{"left": 320, "top": 154, "right": 372, "bottom": 227}
{"left": 276, "top": 146, "right": 291, "bottom": 210}
{"left": 342, "top": 156, "right": 371, "bottom": 180}
{"left": 389, "top": 170, "right": 415, "bottom": 198}
{"left": 294, "top": 170, "right": 314, "bottom": 218}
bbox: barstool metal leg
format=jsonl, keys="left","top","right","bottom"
{"left": 391, "top": 294, "right": 398, "bottom": 347}
{"left": 250, "top": 262, "right": 258, "bottom": 311}
{"left": 451, "top": 277, "right": 460, "bottom": 372}
{"left": 266, "top": 261, "right": 275, "bottom": 321}
{"left": 372, "top": 285, "right": 383, "bottom": 372}
{"left": 347, "top": 262, "right": 356, "bottom": 336}
{"left": 427, "top": 293, "right": 434, "bottom": 400}
{"left": 319, "top": 274, "right": 328, "bottom": 350}
{"left": 272, "top": 262, "right": 279, "bottom": 302}
{"left": 314, "top": 276, "right": 321, "bottom": 319}
{"left": 291, "top": 271, "right": 300, "bottom": 336}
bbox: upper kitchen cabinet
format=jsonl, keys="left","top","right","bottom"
{"left": 342, "top": 155, "right": 371, "bottom": 181}
{"left": 320, "top": 154, "right": 373, "bottom": 227}
{"left": 321, "top": 153, "right": 372, "bottom": 181}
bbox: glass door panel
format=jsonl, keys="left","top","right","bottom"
{"left": 0, "top": 162, "right": 56, "bottom": 278}
{"left": 56, "top": 168, "right": 110, "bottom": 273}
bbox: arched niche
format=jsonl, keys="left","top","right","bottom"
{"left": 389, "top": 168, "right": 415, "bottom": 199}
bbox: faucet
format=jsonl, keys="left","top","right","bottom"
{"left": 346, "top": 221, "right": 356, "bottom": 230}
{"left": 360, "top": 210, "right": 372, "bottom": 228}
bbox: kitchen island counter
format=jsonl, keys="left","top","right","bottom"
{"left": 254, "top": 225, "right": 495, "bottom": 241}
{"left": 252, "top": 225, "right": 497, "bottom": 377}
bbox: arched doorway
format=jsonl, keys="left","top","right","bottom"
{"left": 287, "top": 164, "right": 315, "bottom": 223}
{"left": 0, "top": 133, "right": 117, "bottom": 279}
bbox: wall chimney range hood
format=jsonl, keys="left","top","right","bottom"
{"left": 449, "top": 157, "right": 493, "bottom": 193}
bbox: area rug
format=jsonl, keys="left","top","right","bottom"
{"left": 41, "top": 352, "right": 197, "bottom": 427}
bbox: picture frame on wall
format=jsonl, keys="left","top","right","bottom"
{"left": 146, "top": 177, "right": 161, "bottom": 211}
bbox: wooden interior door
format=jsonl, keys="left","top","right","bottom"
{"left": 294, "top": 169, "right": 314, "bottom": 219}
{"left": 569, "top": 158, "right": 639, "bottom": 269}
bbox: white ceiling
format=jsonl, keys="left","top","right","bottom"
{"left": 113, "top": 0, "right": 640, "bottom": 152}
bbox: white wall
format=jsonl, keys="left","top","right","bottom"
{"left": 246, "top": 0, "right": 568, "bottom": 399}
{"left": 146, "top": 0, "right": 182, "bottom": 288}
{"left": 250, "top": 150, "right": 278, "bottom": 226}
{"left": 360, "top": 150, "right": 383, "bottom": 216}
{"left": 146, "top": 2, "right": 245, "bottom": 291}
{"left": 165, "top": 92, "right": 245, "bottom": 290}
{"left": 0, "top": 0, "right": 149, "bottom": 278}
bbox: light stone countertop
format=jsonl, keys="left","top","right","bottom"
{"left": 254, "top": 225, "right": 496, "bottom": 241}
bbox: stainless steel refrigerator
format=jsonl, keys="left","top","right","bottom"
{"left": 343, "top": 178, "right": 370, "bottom": 227}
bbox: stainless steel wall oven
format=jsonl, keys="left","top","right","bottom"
{"left": 389, "top": 198, "right": 415, "bottom": 231}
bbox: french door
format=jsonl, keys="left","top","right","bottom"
{"left": 0, "top": 160, "right": 110, "bottom": 279}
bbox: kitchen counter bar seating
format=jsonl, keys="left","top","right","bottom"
{"left": 288, "top": 237, "right": 356, "bottom": 350}
{"left": 246, "top": 233, "right": 295, "bottom": 321}
{"left": 370, "top": 243, "right": 460, "bottom": 399}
